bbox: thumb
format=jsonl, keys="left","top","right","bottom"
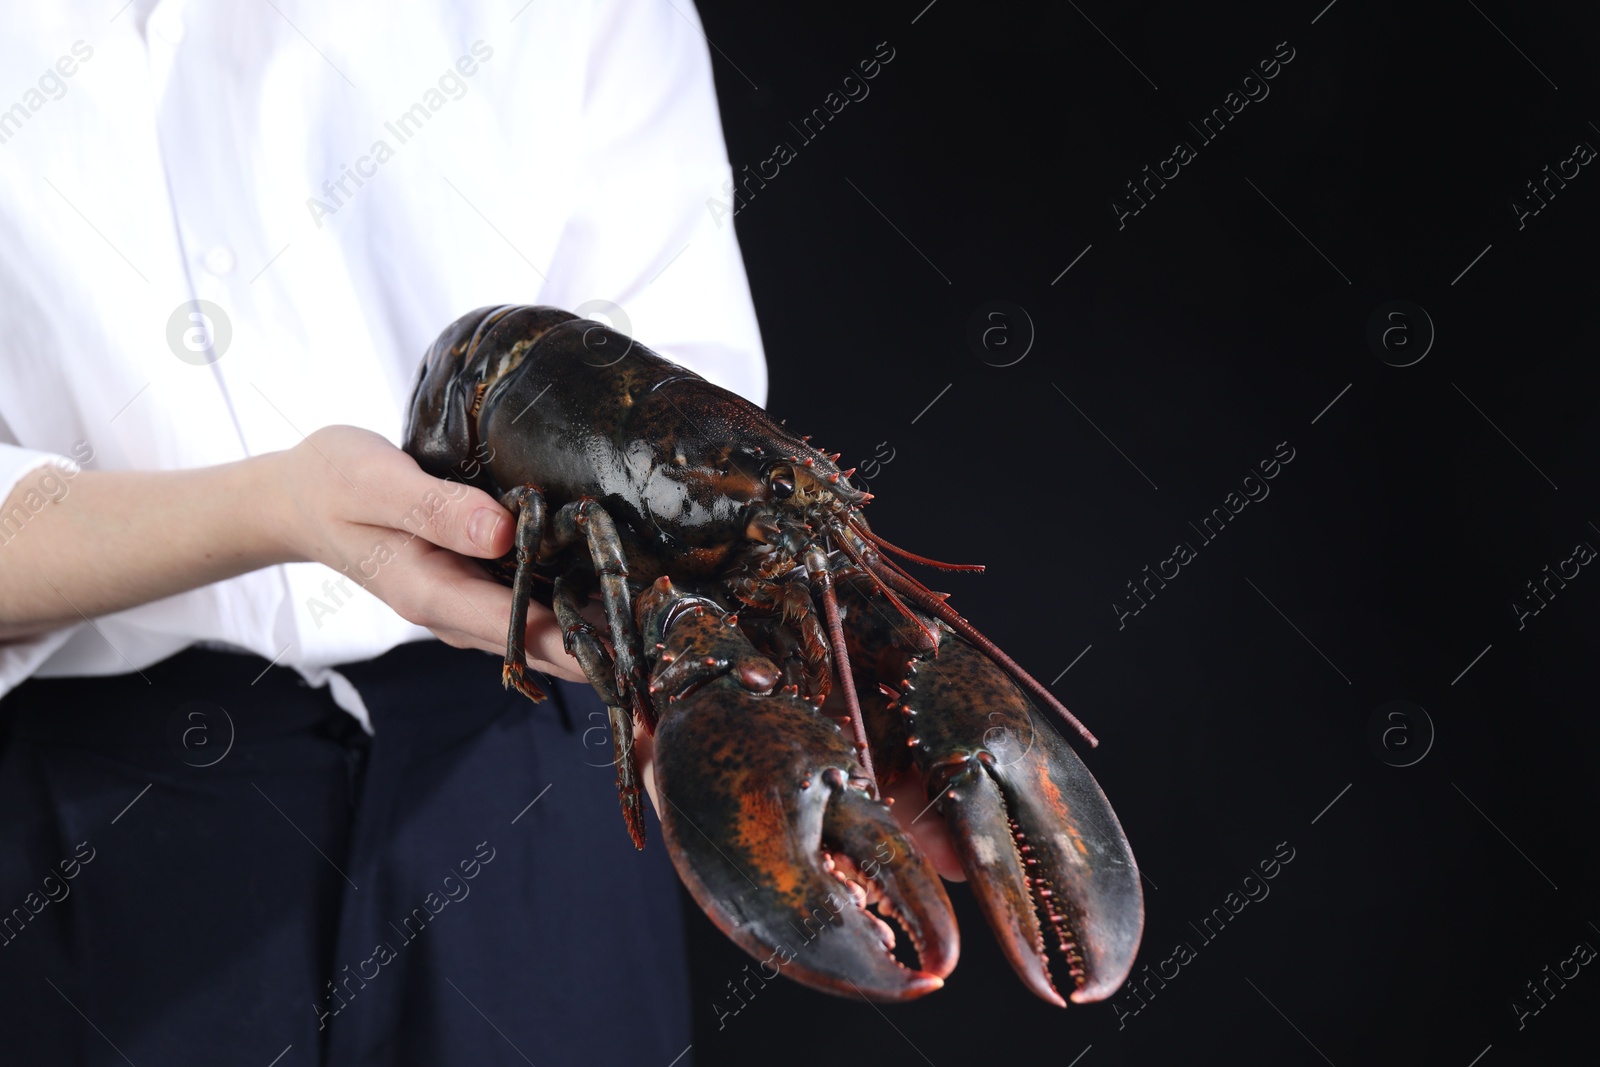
{"left": 377, "top": 453, "right": 515, "bottom": 559}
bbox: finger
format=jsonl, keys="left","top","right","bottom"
{"left": 372, "top": 548, "right": 586, "bottom": 683}
{"left": 351, "top": 446, "right": 514, "bottom": 560}
{"left": 634, "top": 717, "right": 661, "bottom": 817}
{"left": 438, "top": 568, "right": 586, "bottom": 682}
{"left": 886, "top": 774, "right": 967, "bottom": 882}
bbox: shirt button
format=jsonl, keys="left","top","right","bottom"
{"left": 203, "top": 246, "right": 236, "bottom": 276}
{"left": 151, "top": 10, "right": 185, "bottom": 46}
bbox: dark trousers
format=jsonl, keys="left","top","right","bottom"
{"left": 0, "top": 640, "right": 691, "bottom": 1066}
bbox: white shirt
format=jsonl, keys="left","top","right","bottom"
{"left": 0, "top": 0, "right": 765, "bottom": 727}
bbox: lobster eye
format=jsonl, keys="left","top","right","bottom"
{"left": 767, "top": 465, "right": 795, "bottom": 498}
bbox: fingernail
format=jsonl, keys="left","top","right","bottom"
{"left": 469, "top": 509, "right": 504, "bottom": 552}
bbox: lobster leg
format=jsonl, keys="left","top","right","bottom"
{"left": 783, "top": 575, "right": 832, "bottom": 705}
{"left": 499, "top": 485, "right": 548, "bottom": 703}
{"left": 497, "top": 490, "right": 650, "bottom": 847}
{"left": 727, "top": 573, "right": 832, "bottom": 704}
{"left": 499, "top": 495, "right": 651, "bottom": 727}
{"left": 551, "top": 573, "right": 646, "bottom": 850}
{"left": 547, "top": 499, "right": 652, "bottom": 732}
{"left": 804, "top": 547, "right": 877, "bottom": 789}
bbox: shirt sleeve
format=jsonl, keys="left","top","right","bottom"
{"left": 532, "top": 0, "right": 768, "bottom": 406}
{"left": 0, "top": 441, "right": 87, "bottom": 699}
{"left": 0, "top": 443, "right": 83, "bottom": 536}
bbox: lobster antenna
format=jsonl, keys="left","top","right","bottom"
{"left": 849, "top": 520, "right": 987, "bottom": 573}
{"left": 804, "top": 549, "right": 879, "bottom": 789}
{"left": 870, "top": 562, "right": 1100, "bottom": 749}
{"left": 862, "top": 539, "right": 949, "bottom": 600}
{"left": 831, "top": 529, "right": 939, "bottom": 650}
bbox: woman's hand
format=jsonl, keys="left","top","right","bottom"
{"left": 0, "top": 424, "right": 585, "bottom": 685}
{"left": 267, "top": 425, "right": 586, "bottom": 682}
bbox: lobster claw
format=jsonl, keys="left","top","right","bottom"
{"left": 913, "top": 636, "right": 1143, "bottom": 1005}
{"left": 842, "top": 576, "right": 1144, "bottom": 1006}
{"left": 637, "top": 578, "right": 959, "bottom": 1001}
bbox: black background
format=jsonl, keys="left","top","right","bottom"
{"left": 683, "top": 1, "right": 1600, "bottom": 1064}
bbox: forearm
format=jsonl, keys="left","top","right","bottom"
{"left": 0, "top": 454, "right": 292, "bottom": 638}
{"left": 0, "top": 426, "right": 583, "bottom": 682}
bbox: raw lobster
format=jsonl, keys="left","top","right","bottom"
{"left": 402, "top": 305, "right": 1143, "bottom": 1005}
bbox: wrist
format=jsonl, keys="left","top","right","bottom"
{"left": 245, "top": 448, "right": 308, "bottom": 566}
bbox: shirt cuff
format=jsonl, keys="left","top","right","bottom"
{"left": 0, "top": 444, "right": 82, "bottom": 540}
